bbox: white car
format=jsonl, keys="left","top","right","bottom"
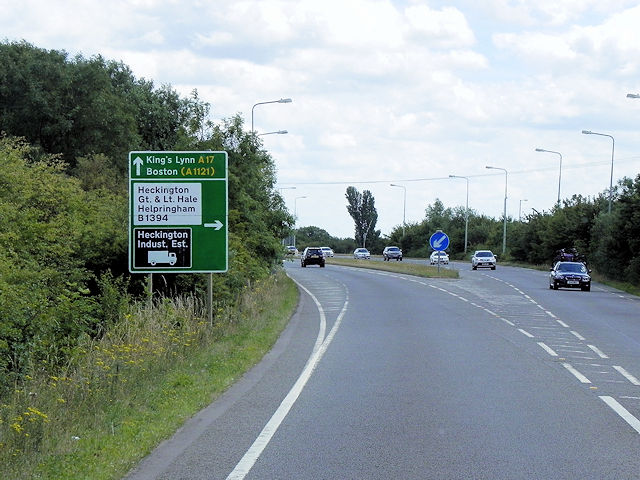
{"left": 321, "top": 247, "right": 334, "bottom": 258}
{"left": 353, "top": 248, "right": 371, "bottom": 259}
{"left": 430, "top": 251, "right": 449, "bottom": 265}
{"left": 471, "top": 250, "right": 497, "bottom": 270}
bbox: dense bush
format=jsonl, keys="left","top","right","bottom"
{"left": 0, "top": 41, "right": 294, "bottom": 393}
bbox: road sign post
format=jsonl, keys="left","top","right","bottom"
{"left": 129, "top": 151, "right": 228, "bottom": 273}
{"left": 429, "top": 230, "right": 450, "bottom": 274}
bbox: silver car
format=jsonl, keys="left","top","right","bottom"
{"left": 321, "top": 247, "right": 334, "bottom": 258}
{"left": 471, "top": 250, "right": 496, "bottom": 270}
{"left": 353, "top": 248, "right": 371, "bottom": 259}
{"left": 382, "top": 246, "right": 402, "bottom": 261}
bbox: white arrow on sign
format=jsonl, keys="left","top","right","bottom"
{"left": 133, "top": 156, "right": 144, "bottom": 176}
{"left": 204, "top": 220, "right": 224, "bottom": 230}
{"left": 433, "top": 236, "right": 446, "bottom": 249}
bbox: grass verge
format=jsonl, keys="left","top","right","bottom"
{"left": 0, "top": 270, "right": 299, "bottom": 480}
{"left": 326, "top": 257, "right": 459, "bottom": 279}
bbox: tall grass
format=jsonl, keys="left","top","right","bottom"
{"left": 0, "top": 270, "right": 298, "bottom": 480}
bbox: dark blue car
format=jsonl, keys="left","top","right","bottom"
{"left": 550, "top": 262, "right": 591, "bottom": 291}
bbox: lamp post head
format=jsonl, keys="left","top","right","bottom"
{"left": 535, "top": 148, "right": 544, "bottom": 152}
{"left": 582, "top": 130, "right": 593, "bottom": 135}
{"left": 627, "top": 93, "right": 640, "bottom": 99}
{"left": 278, "top": 98, "right": 292, "bottom": 103}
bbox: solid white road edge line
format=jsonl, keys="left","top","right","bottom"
{"left": 226, "top": 282, "right": 349, "bottom": 480}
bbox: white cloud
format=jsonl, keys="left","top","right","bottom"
{"left": 404, "top": 5, "right": 476, "bottom": 49}
{"left": 2, "top": 0, "right": 640, "bottom": 238}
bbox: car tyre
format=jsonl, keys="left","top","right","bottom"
{"left": 472, "top": 265, "right": 477, "bottom": 270}
{"left": 491, "top": 266, "right": 496, "bottom": 270}
{"left": 581, "top": 284, "right": 590, "bottom": 291}
{"left": 553, "top": 281, "right": 558, "bottom": 290}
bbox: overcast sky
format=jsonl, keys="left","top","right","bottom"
{"left": 3, "top": 0, "right": 640, "bottom": 239}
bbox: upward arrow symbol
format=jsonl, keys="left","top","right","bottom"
{"left": 133, "top": 156, "right": 143, "bottom": 176}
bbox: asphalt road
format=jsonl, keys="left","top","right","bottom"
{"left": 125, "top": 260, "right": 640, "bottom": 479}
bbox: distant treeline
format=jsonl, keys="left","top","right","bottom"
{"left": 0, "top": 41, "right": 293, "bottom": 389}
{"left": 382, "top": 188, "right": 640, "bottom": 284}
{"left": 298, "top": 184, "right": 640, "bottom": 286}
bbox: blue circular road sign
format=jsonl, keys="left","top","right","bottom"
{"left": 430, "top": 231, "right": 450, "bottom": 251}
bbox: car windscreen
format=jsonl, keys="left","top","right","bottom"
{"left": 558, "top": 264, "right": 586, "bottom": 273}
{"left": 477, "top": 252, "right": 492, "bottom": 257}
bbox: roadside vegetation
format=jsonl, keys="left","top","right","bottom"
{"left": 327, "top": 257, "right": 458, "bottom": 279}
{"left": 1, "top": 271, "right": 298, "bottom": 480}
{"left": 0, "top": 40, "right": 294, "bottom": 479}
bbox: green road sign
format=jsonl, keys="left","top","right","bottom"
{"left": 128, "top": 151, "right": 228, "bottom": 273}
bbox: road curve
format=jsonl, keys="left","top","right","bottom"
{"left": 126, "top": 261, "right": 640, "bottom": 479}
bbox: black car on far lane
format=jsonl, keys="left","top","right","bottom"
{"left": 301, "top": 247, "right": 326, "bottom": 267}
{"left": 549, "top": 261, "right": 591, "bottom": 291}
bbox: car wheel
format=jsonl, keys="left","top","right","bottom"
{"left": 582, "top": 284, "right": 590, "bottom": 291}
{"left": 491, "top": 266, "right": 496, "bottom": 270}
{"left": 549, "top": 283, "right": 553, "bottom": 289}
{"left": 320, "top": 263, "right": 325, "bottom": 268}
{"left": 301, "top": 262, "right": 306, "bottom": 267}
{"left": 553, "top": 281, "right": 558, "bottom": 290}
{"left": 472, "top": 266, "right": 477, "bottom": 270}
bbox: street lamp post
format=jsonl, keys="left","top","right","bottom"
{"left": 251, "top": 98, "right": 292, "bottom": 133}
{"left": 519, "top": 199, "right": 528, "bottom": 221}
{"left": 390, "top": 184, "right": 406, "bottom": 236}
{"left": 258, "top": 130, "right": 288, "bottom": 136}
{"left": 582, "top": 130, "right": 615, "bottom": 213}
{"left": 449, "top": 175, "right": 469, "bottom": 253}
{"left": 486, "top": 166, "right": 508, "bottom": 254}
{"left": 293, "top": 196, "right": 306, "bottom": 248}
{"left": 535, "top": 148, "right": 563, "bottom": 207}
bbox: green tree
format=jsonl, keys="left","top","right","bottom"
{"left": 0, "top": 40, "right": 208, "bottom": 174}
{"left": 345, "top": 186, "right": 379, "bottom": 248}
{"left": 0, "top": 137, "right": 105, "bottom": 382}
